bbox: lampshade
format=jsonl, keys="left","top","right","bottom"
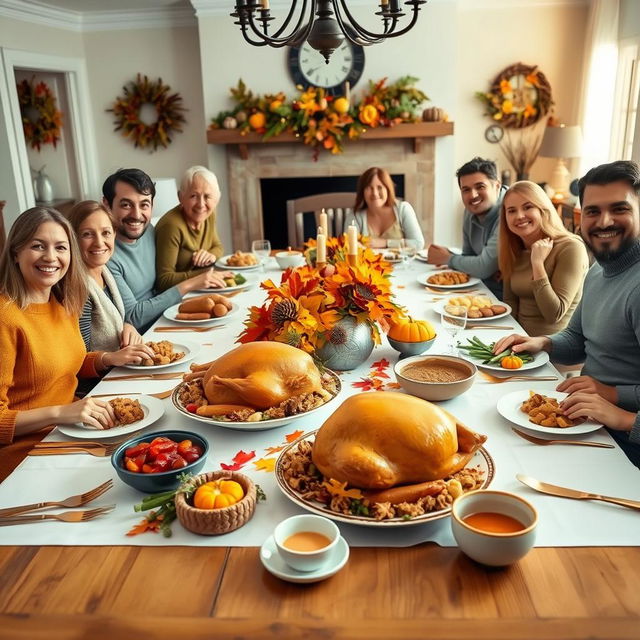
{"left": 152, "top": 177, "right": 179, "bottom": 226}
{"left": 538, "top": 125, "right": 583, "bottom": 159}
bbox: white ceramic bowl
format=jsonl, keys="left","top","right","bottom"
{"left": 273, "top": 514, "right": 340, "bottom": 572}
{"left": 393, "top": 354, "right": 476, "bottom": 401}
{"left": 275, "top": 251, "right": 305, "bottom": 269}
{"left": 451, "top": 490, "right": 538, "bottom": 566}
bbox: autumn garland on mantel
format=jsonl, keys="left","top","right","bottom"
{"left": 17, "top": 78, "right": 63, "bottom": 151}
{"left": 210, "top": 77, "right": 429, "bottom": 156}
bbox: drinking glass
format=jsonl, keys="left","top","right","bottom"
{"left": 251, "top": 239, "right": 271, "bottom": 272}
{"left": 441, "top": 305, "right": 467, "bottom": 355}
{"left": 399, "top": 238, "right": 419, "bottom": 270}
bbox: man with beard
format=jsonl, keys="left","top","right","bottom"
{"left": 494, "top": 160, "right": 640, "bottom": 465}
{"left": 426, "top": 157, "right": 507, "bottom": 299}
{"left": 103, "top": 168, "right": 225, "bottom": 332}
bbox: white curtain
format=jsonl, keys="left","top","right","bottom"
{"left": 578, "top": 0, "right": 620, "bottom": 177}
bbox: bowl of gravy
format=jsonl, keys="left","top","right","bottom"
{"left": 451, "top": 489, "right": 538, "bottom": 566}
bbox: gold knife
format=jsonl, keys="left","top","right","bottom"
{"left": 104, "top": 372, "right": 184, "bottom": 381}
{"left": 511, "top": 428, "right": 615, "bottom": 448}
{"left": 516, "top": 474, "right": 640, "bottom": 511}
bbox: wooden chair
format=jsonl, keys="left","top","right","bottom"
{"left": 286, "top": 192, "right": 356, "bottom": 248}
{"left": 0, "top": 201, "right": 6, "bottom": 256}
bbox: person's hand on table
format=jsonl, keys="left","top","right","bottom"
{"left": 557, "top": 375, "right": 618, "bottom": 404}
{"left": 192, "top": 249, "right": 217, "bottom": 268}
{"left": 102, "top": 344, "right": 155, "bottom": 368}
{"left": 493, "top": 334, "right": 551, "bottom": 355}
{"left": 179, "top": 268, "right": 227, "bottom": 294}
{"left": 560, "top": 392, "right": 635, "bottom": 431}
{"left": 57, "top": 397, "right": 116, "bottom": 430}
{"left": 426, "top": 244, "right": 453, "bottom": 266}
{"left": 120, "top": 322, "right": 143, "bottom": 347}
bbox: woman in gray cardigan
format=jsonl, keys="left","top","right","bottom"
{"left": 343, "top": 167, "right": 425, "bottom": 248}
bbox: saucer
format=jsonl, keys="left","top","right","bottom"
{"left": 260, "top": 534, "right": 349, "bottom": 584}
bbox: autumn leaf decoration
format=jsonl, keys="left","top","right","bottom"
{"left": 17, "top": 77, "right": 63, "bottom": 151}
{"left": 107, "top": 73, "right": 186, "bottom": 151}
{"left": 322, "top": 478, "right": 363, "bottom": 500}
{"left": 220, "top": 449, "right": 256, "bottom": 471}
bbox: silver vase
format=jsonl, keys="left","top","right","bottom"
{"left": 34, "top": 166, "right": 54, "bottom": 203}
{"left": 316, "top": 316, "right": 374, "bottom": 371}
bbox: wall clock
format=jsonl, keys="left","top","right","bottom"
{"left": 485, "top": 124, "right": 504, "bottom": 144}
{"left": 288, "top": 40, "right": 365, "bottom": 95}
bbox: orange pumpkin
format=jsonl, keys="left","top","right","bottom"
{"left": 388, "top": 318, "right": 436, "bottom": 343}
{"left": 248, "top": 111, "right": 266, "bottom": 130}
{"left": 501, "top": 355, "right": 523, "bottom": 370}
{"left": 193, "top": 479, "right": 245, "bottom": 510}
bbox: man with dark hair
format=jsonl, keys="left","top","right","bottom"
{"left": 427, "top": 157, "right": 506, "bottom": 299}
{"left": 104, "top": 168, "right": 225, "bottom": 332}
{"left": 494, "top": 160, "right": 640, "bottom": 466}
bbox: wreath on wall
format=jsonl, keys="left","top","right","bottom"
{"left": 17, "top": 78, "right": 63, "bottom": 151}
{"left": 107, "top": 74, "right": 187, "bottom": 151}
{"left": 476, "top": 62, "right": 553, "bottom": 129}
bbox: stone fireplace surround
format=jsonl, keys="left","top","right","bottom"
{"left": 207, "top": 123, "right": 453, "bottom": 251}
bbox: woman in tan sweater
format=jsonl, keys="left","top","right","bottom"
{"left": 498, "top": 181, "right": 589, "bottom": 336}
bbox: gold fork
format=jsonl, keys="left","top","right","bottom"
{"left": 0, "top": 505, "right": 115, "bottom": 525}
{"left": 479, "top": 370, "right": 558, "bottom": 383}
{"left": 28, "top": 443, "right": 120, "bottom": 457}
{"left": 511, "top": 428, "right": 614, "bottom": 449}
{"left": 89, "top": 389, "right": 174, "bottom": 399}
{"left": 0, "top": 480, "right": 113, "bottom": 517}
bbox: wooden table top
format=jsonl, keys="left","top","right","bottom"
{"left": 0, "top": 435, "right": 638, "bottom": 640}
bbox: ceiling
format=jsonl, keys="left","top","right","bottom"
{"left": 29, "top": 0, "right": 190, "bottom": 11}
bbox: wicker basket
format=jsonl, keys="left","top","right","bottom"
{"left": 175, "top": 471, "right": 257, "bottom": 535}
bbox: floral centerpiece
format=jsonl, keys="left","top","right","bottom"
{"left": 17, "top": 78, "right": 63, "bottom": 151}
{"left": 210, "top": 76, "right": 428, "bottom": 156}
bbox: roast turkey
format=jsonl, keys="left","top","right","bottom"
{"left": 187, "top": 342, "right": 323, "bottom": 409}
{"left": 312, "top": 393, "right": 486, "bottom": 489}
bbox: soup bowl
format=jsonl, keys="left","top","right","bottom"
{"left": 451, "top": 489, "right": 538, "bottom": 566}
{"left": 275, "top": 250, "right": 305, "bottom": 270}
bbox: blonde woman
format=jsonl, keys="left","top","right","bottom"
{"left": 498, "top": 181, "right": 589, "bottom": 336}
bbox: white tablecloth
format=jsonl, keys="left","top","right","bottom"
{"left": 1, "top": 258, "right": 638, "bottom": 548}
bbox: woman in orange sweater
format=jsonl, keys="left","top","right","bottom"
{"left": 0, "top": 207, "right": 152, "bottom": 444}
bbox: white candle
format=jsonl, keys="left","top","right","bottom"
{"left": 319, "top": 210, "right": 329, "bottom": 237}
{"left": 317, "top": 233, "right": 327, "bottom": 264}
{"left": 261, "top": 0, "right": 269, "bottom": 9}
{"left": 345, "top": 81, "right": 351, "bottom": 103}
{"left": 347, "top": 224, "right": 358, "bottom": 255}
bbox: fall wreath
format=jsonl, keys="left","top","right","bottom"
{"left": 476, "top": 62, "right": 553, "bottom": 129}
{"left": 17, "top": 78, "right": 63, "bottom": 151}
{"left": 108, "top": 74, "right": 186, "bottom": 151}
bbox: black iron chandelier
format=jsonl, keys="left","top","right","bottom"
{"left": 231, "top": 0, "right": 428, "bottom": 64}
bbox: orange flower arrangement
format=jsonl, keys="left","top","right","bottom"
{"left": 17, "top": 78, "right": 63, "bottom": 151}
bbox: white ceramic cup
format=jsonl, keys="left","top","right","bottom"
{"left": 451, "top": 490, "right": 538, "bottom": 567}
{"left": 275, "top": 250, "right": 305, "bottom": 269}
{"left": 273, "top": 514, "right": 340, "bottom": 572}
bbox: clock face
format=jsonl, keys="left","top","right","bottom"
{"left": 485, "top": 124, "right": 504, "bottom": 144}
{"left": 288, "top": 41, "right": 365, "bottom": 95}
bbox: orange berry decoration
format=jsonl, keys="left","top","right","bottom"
{"left": 193, "top": 479, "right": 245, "bottom": 510}
{"left": 248, "top": 111, "right": 266, "bottom": 130}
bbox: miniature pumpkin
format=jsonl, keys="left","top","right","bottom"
{"left": 193, "top": 479, "right": 245, "bottom": 510}
{"left": 501, "top": 355, "right": 523, "bottom": 370}
{"left": 422, "top": 107, "right": 445, "bottom": 122}
{"left": 222, "top": 116, "right": 238, "bottom": 129}
{"left": 388, "top": 318, "right": 436, "bottom": 343}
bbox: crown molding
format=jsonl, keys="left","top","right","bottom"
{"left": 458, "top": 0, "right": 587, "bottom": 9}
{"left": 190, "top": 0, "right": 383, "bottom": 18}
{"left": 0, "top": 0, "right": 196, "bottom": 32}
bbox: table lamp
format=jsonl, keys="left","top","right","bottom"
{"left": 538, "top": 125, "right": 583, "bottom": 200}
{"left": 151, "top": 177, "right": 179, "bottom": 226}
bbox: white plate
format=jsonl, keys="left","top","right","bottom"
{"left": 459, "top": 347, "right": 550, "bottom": 372}
{"left": 432, "top": 298, "right": 512, "bottom": 323}
{"left": 56, "top": 395, "right": 165, "bottom": 440}
{"left": 415, "top": 250, "right": 430, "bottom": 263}
{"left": 171, "top": 371, "right": 342, "bottom": 432}
{"left": 417, "top": 271, "right": 481, "bottom": 289}
{"left": 163, "top": 301, "right": 239, "bottom": 325}
{"left": 260, "top": 534, "right": 349, "bottom": 584}
{"left": 215, "top": 254, "right": 260, "bottom": 270}
{"left": 373, "top": 249, "right": 402, "bottom": 264}
{"left": 121, "top": 340, "right": 200, "bottom": 371}
{"left": 192, "top": 273, "right": 256, "bottom": 294}
{"left": 276, "top": 431, "right": 495, "bottom": 528}
{"left": 496, "top": 389, "right": 603, "bottom": 436}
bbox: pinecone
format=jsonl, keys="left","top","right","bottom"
{"left": 271, "top": 299, "right": 297, "bottom": 327}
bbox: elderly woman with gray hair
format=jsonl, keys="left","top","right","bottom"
{"left": 155, "top": 166, "right": 226, "bottom": 292}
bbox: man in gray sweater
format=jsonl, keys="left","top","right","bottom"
{"left": 495, "top": 160, "right": 640, "bottom": 466}
{"left": 426, "top": 157, "right": 506, "bottom": 299}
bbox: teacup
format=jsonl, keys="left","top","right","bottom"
{"left": 275, "top": 250, "right": 305, "bottom": 270}
{"left": 451, "top": 490, "right": 538, "bottom": 566}
{"left": 273, "top": 514, "right": 340, "bottom": 572}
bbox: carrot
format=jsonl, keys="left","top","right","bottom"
{"left": 363, "top": 480, "right": 446, "bottom": 505}
{"left": 196, "top": 404, "right": 255, "bottom": 417}
{"left": 178, "top": 297, "right": 215, "bottom": 314}
{"left": 175, "top": 312, "right": 211, "bottom": 320}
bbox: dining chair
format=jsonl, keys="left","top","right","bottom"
{"left": 286, "top": 192, "right": 356, "bottom": 248}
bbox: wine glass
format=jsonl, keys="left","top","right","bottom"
{"left": 251, "top": 239, "right": 271, "bottom": 272}
{"left": 399, "top": 238, "right": 419, "bottom": 270}
{"left": 440, "top": 305, "right": 467, "bottom": 355}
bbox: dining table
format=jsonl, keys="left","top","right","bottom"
{"left": 0, "top": 255, "right": 639, "bottom": 640}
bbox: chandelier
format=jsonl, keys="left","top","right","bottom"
{"left": 231, "top": 1, "right": 428, "bottom": 64}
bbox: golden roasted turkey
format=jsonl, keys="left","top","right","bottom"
{"left": 312, "top": 393, "right": 486, "bottom": 489}
{"left": 185, "top": 342, "right": 323, "bottom": 409}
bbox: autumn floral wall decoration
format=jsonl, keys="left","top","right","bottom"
{"left": 17, "top": 77, "right": 63, "bottom": 151}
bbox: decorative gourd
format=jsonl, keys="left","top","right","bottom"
{"left": 388, "top": 318, "right": 436, "bottom": 343}
{"left": 501, "top": 355, "right": 523, "bottom": 370}
{"left": 422, "top": 107, "right": 445, "bottom": 122}
{"left": 193, "top": 479, "right": 245, "bottom": 510}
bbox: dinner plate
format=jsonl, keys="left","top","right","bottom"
{"left": 171, "top": 371, "right": 342, "bottom": 432}
{"left": 56, "top": 395, "right": 165, "bottom": 439}
{"left": 163, "top": 302, "right": 239, "bottom": 325}
{"left": 432, "top": 298, "right": 512, "bottom": 323}
{"left": 416, "top": 271, "right": 481, "bottom": 289}
{"left": 373, "top": 249, "right": 402, "bottom": 264}
{"left": 276, "top": 430, "right": 495, "bottom": 528}
{"left": 460, "top": 348, "right": 550, "bottom": 372}
{"left": 496, "top": 389, "right": 603, "bottom": 436}
{"left": 215, "top": 254, "right": 260, "bottom": 270}
{"left": 121, "top": 340, "right": 200, "bottom": 371}
{"left": 192, "top": 273, "right": 257, "bottom": 295}
{"left": 415, "top": 250, "right": 430, "bottom": 263}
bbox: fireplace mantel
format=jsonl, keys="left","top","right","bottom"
{"left": 208, "top": 122, "right": 454, "bottom": 251}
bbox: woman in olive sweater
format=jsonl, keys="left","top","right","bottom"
{"left": 498, "top": 181, "right": 589, "bottom": 336}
